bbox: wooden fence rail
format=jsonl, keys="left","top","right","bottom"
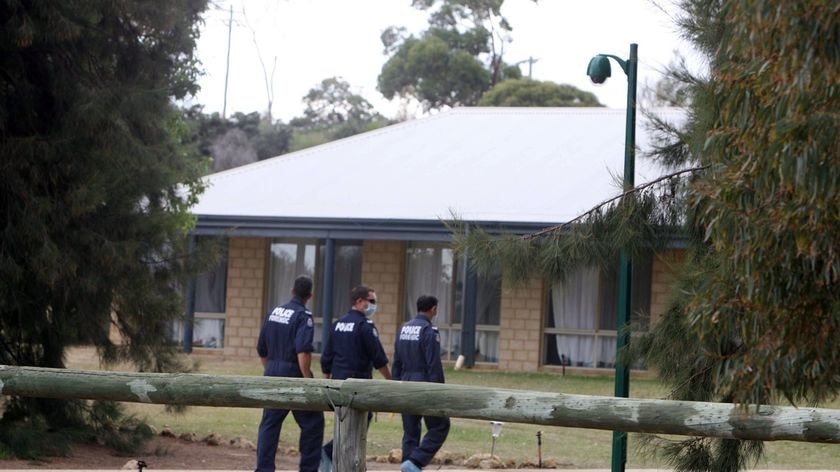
{"left": 2, "top": 365, "right": 838, "bottom": 445}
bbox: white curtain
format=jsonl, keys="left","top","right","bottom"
{"left": 331, "top": 245, "right": 362, "bottom": 315}
{"left": 267, "top": 242, "right": 316, "bottom": 310}
{"left": 551, "top": 266, "right": 600, "bottom": 367}
{"left": 405, "top": 246, "right": 454, "bottom": 322}
{"left": 596, "top": 335, "right": 617, "bottom": 368}
{"left": 171, "top": 318, "right": 224, "bottom": 348}
{"left": 192, "top": 318, "right": 224, "bottom": 348}
{"left": 476, "top": 331, "right": 499, "bottom": 362}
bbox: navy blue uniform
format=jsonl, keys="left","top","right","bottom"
{"left": 393, "top": 314, "right": 450, "bottom": 467}
{"left": 320, "top": 309, "right": 389, "bottom": 459}
{"left": 320, "top": 309, "right": 389, "bottom": 380}
{"left": 255, "top": 297, "right": 324, "bottom": 472}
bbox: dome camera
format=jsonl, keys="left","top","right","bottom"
{"left": 588, "top": 73, "right": 608, "bottom": 85}
{"left": 586, "top": 55, "right": 612, "bottom": 85}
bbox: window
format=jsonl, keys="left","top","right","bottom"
{"left": 404, "top": 243, "right": 501, "bottom": 363}
{"left": 266, "top": 239, "right": 362, "bottom": 352}
{"left": 172, "top": 318, "right": 225, "bottom": 349}
{"left": 405, "top": 245, "right": 459, "bottom": 361}
{"left": 267, "top": 241, "right": 317, "bottom": 308}
{"left": 176, "top": 237, "right": 228, "bottom": 349}
{"left": 543, "top": 255, "right": 652, "bottom": 369}
{"left": 471, "top": 266, "right": 501, "bottom": 363}
{"left": 194, "top": 242, "right": 227, "bottom": 313}
{"left": 313, "top": 243, "right": 362, "bottom": 351}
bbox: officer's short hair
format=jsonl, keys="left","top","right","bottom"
{"left": 416, "top": 295, "right": 438, "bottom": 313}
{"left": 350, "top": 285, "right": 373, "bottom": 305}
{"left": 293, "top": 275, "right": 313, "bottom": 299}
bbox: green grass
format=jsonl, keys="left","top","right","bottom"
{"left": 66, "top": 349, "right": 840, "bottom": 469}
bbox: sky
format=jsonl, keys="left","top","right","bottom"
{"left": 188, "top": 0, "right": 703, "bottom": 122}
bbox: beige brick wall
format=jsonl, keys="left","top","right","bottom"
{"left": 649, "top": 248, "right": 687, "bottom": 326}
{"left": 498, "top": 276, "right": 544, "bottom": 372}
{"left": 209, "top": 239, "right": 684, "bottom": 374}
{"left": 361, "top": 240, "right": 405, "bottom": 360}
{"left": 222, "top": 237, "right": 268, "bottom": 359}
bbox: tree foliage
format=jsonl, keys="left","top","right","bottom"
{"left": 181, "top": 107, "right": 290, "bottom": 171}
{"left": 680, "top": 0, "right": 838, "bottom": 405}
{"left": 290, "top": 76, "right": 391, "bottom": 145}
{"left": 378, "top": 0, "right": 528, "bottom": 110}
{"left": 455, "top": 0, "right": 838, "bottom": 469}
{"left": 479, "top": 79, "right": 602, "bottom": 107}
{"left": 0, "top": 0, "right": 210, "bottom": 452}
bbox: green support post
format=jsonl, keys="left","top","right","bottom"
{"left": 586, "top": 42, "right": 638, "bottom": 472}
{"left": 610, "top": 42, "right": 638, "bottom": 472}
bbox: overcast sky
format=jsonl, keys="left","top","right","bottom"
{"left": 187, "top": 0, "right": 702, "bottom": 121}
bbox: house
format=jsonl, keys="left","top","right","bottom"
{"left": 180, "top": 107, "right": 686, "bottom": 372}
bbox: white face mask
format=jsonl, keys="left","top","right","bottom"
{"left": 365, "top": 303, "right": 377, "bottom": 317}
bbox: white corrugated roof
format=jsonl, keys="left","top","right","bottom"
{"left": 191, "top": 107, "right": 684, "bottom": 224}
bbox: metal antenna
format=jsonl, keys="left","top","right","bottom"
{"left": 222, "top": 4, "right": 233, "bottom": 119}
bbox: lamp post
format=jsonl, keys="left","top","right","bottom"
{"left": 586, "top": 43, "right": 637, "bottom": 472}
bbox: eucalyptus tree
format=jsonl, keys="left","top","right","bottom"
{"left": 0, "top": 0, "right": 210, "bottom": 454}
{"left": 456, "top": 1, "right": 839, "bottom": 470}
{"left": 378, "top": 0, "right": 529, "bottom": 110}
{"left": 479, "top": 79, "right": 602, "bottom": 107}
{"left": 290, "top": 77, "right": 392, "bottom": 148}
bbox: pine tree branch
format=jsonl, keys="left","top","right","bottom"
{"left": 523, "top": 165, "right": 709, "bottom": 240}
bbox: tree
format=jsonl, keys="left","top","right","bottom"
{"left": 181, "top": 106, "right": 291, "bottom": 170}
{"left": 639, "top": 53, "right": 693, "bottom": 108}
{"left": 290, "top": 77, "right": 391, "bottom": 149}
{"left": 478, "top": 79, "right": 602, "bottom": 107}
{"left": 297, "top": 77, "right": 381, "bottom": 128}
{"left": 0, "top": 0, "right": 210, "bottom": 454}
{"left": 378, "top": 0, "right": 527, "bottom": 110}
{"left": 456, "top": 1, "right": 838, "bottom": 470}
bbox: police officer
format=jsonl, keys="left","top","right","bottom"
{"left": 319, "top": 285, "right": 391, "bottom": 471}
{"left": 393, "top": 295, "right": 450, "bottom": 472}
{"left": 255, "top": 275, "right": 324, "bottom": 472}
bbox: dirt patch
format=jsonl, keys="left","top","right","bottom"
{"left": 0, "top": 435, "right": 298, "bottom": 470}
{"left": 0, "top": 436, "right": 422, "bottom": 470}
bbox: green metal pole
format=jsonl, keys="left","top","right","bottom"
{"left": 611, "top": 42, "right": 637, "bottom": 472}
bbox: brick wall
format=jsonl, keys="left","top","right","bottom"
{"left": 361, "top": 240, "right": 405, "bottom": 360}
{"left": 649, "top": 248, "right": 687, "bottom": 326}
{"left": 498, "top": 276, "right": 544, "bottom": 371}
{"left": 221, "top": 237, "right": 267, "bottom": 359}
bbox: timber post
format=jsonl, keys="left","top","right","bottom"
{"left": 334, "top": 406, "right": 368, "bottom": 472}
{"left": 1, "top": 365, "right": 839, "bottom": 445}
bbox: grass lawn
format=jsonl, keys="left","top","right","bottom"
{"left": 66, "top": 348, "right": 840, "bottom": 469}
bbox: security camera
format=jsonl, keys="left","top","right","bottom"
{"left": 588, "top": 74, "right": 608, "bottom": 85}
{"left": 586, "top": 55, "right": 612, "bottom": 85}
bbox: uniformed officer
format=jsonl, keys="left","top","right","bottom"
{"left": 254, "top": 275, "right": 324, "bottom": 472}
{"left": 319, "top": 285, "right": 391, "bottom": 471}
{"left": 392, "top": 295, "right": 450, "bottom": 472}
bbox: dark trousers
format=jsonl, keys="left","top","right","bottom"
{"left": 401, "top": 413, "right": 450, "bottom": 467}
{"left": 255, "top": 407, "right": 324, "bottom": 472}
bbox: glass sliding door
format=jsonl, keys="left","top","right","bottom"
{"left": 403, "top": 243, "right": 501, "bottom": 364}
{"left": 404, "top": 244, "right": 460, "bottom": 361}
{"left": 266, "top": 239, "right": 361, "bottom": 353}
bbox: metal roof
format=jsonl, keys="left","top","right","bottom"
{"left": 191, "top": 107, "right": 684, "bottom": 239}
